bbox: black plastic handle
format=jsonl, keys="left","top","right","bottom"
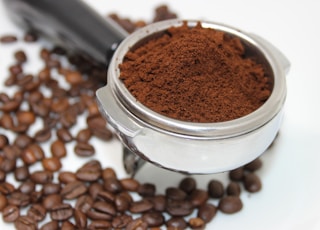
{"left": 3, "top": 0, "right": 129, "bottom": 65}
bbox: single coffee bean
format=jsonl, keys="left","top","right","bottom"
{"left": 34, "top": 128, "right": 52, "bottom": 143}
{"left": 88, "top": 220, "right": 112, "bottom": 230}
{"left": 0, "top": 170, "right": 6, "bottom": 182}
{"left": 3, "top": 204, "right": 20, "bottom": 222}
{"left": 75, "top": 128, "right": 92, "bottom": 143}
{"left": 21, "top": 144, "right": 45, "bottom": 165}
{"left": 0, "top": 134, "right": 9, "bottom": 149}
{"left": 30, "top": 170, "right": 53, "bottom": 184}
{"left": 64, "top": 70, "right": 84, "bottom": 85}
{"left": 189, "top": 189, "right": 209, "bottom": 207}
{"left": 27, "top": 204, "right": 46, "bottom": 222}
{"left": 60, "top": 109, "right": 77, "bottom": 128}
{"left": 138, "top": 183, "right": 156, "bottom": 197}
{"left": 130, "top": 199, "right": 154, "bottom": 213}
{"left": 42, "top": 157, "right": 62, "bottom": 172}
{"left": 16, "top": 110, "right": 36, "bottom": 125}
{"left": 18, "top": 181, "right": 35, "bottom": 194}
{"left": 50, "top": 203, "right": 73, "bottom": 221}
{"left": 61, "top": 181, "right": 88, "bottom": 200}
{"left": 141, "top": 211, "right": 165, "bottom": 227}
{"left": 0, "top": 99, "right": 21, "bottom": 113}
{"left": 74, "top": 209, "right": 87, "bottom": 229}
{"left": 114, "top": 193, "right": 131, "bottom": 213}
{"left": 87, "top": 114, "right": 113, "bottom": 141}
{"left": 226, "top": 181, "right": 241, "bottom": 196}
{"left": 103, "top": 177, "right": 122, "bottom": 193}
{"left": 74, "top": 142, "right": 95, "bottom": 157}
{"left": 166, "top": 187, "right": 187, "bottom": 201}
{"left": 14, "top": 165, "right": 30, "bottom": 181}
{"left": 0, "top": 194, "right": 8, "bottom": 211}
{"left": 14, "top": 215, "right": 37, "bottom": 230}
{"left": 229, "top": 167, "right": 244, "bottom": 181}
{"left": 58, "top": 171, "right": 78, "bottom": 184}
{"left": 7, "top": 191, "right": 31, "bottom": 207}
{"left": 243, "top": 173, "right": 262, "bottom": 193}
{"left": 179, "top": 177, "right": 197, "bottom": 194}
{"left": 4, "top": 145, "right": 21, "bottom": 160}
{"left": 112, "top": 214, "right": 132, "bottom": 229}
{"left": 60, "top": 220, "right": 76, "bottom": 230}
{"left": 92, "top": 201, "right": 117, "bottom": 216}
{"left": 86, "top": 209, "right": 113, "bottom": 221}
{"left": 166, "top": 217, "right": 188, "bottom": 229}
{"left": 244, "top": 158, "right": 263, "bottom": 172}
{"left": 30, "top": 191, "right": 43, "bottom": 204}
{"left": 24, "top": 31, "right": 38, "bottom": 42}
{"left": 198, "top": 203, "right": 217, "bottom": 223}
{"left": 56, "top": 128, "right": 73, "bottom": 142}
{"left": 0, "top": 113, "right": 14, "bottom": 129}
{"left": 42, "top": 183, "right": 61, "bottom": 195}
{"left": 0, "top": 157, "right": 16, "bottom": 172}
{"left": 39, "top": 220, "right": 59, "bottom": 230}
{"left": 102, "top": 167, "right": 117, "bottom": 180}
{"left": 218, "top": 196, "right": 243, "bottom": 214}
{"left": 208, "top": 179, "right": 224, "bottom": 198}
{"left": 188, "top": 217, "right": 205, "bottom": 229}
{"left": 120, "top": 178, "right": 140, "bottom": 191}
{"left": 42, "top": 194, "right": 62, "bottom": 210}
{"left": 166, "top": 199, "right": 194, "bottom": 217}
{"left": 0, "top": 182, "right": 15, "bottom": 195}
{"left": 76, "top": 160, "right": 101, "bottom": 182}
{"left": 14, "top": 134, "right": 33, "bottom": 149}
{"left": 14, "top": 50, "right": 27, "bottom": 63}
{"left": 0, "top": 34, "right": 17, "bottom": 43}
{"left": 126, "top": 218, "right": 148, "bottom": 230}
{"left": 50, "top": 98, "right": 69, "bottom": 113}
{"left": 89, "top": 183, "right": 104, "bottom": 200}
{"left": 75, "top": 195, "right": 94, "bottom": 214}
{"left": 148, "top": 195, "right": 166, "bottom": 212}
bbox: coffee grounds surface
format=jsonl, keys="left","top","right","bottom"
{"left": 120, "top": 22, "right": 272, "bottom": 122}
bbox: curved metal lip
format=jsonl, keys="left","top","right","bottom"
{"left": 108, "top": 19, "right": 287, "bottom": 138}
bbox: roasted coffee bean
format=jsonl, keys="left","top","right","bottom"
{"left": 50, "top": 203, "right": 73, "bottom": 221}
{"left": 89, "top": 182, "right": 104, "bottom": 200}
{"left": 91, "top": 126, "right": 113, "bottom": 141}
{"left": 115, "top": 193, "right": 131, "bottom": 212}
{"left": 18, "top": 181, "right": 35, "bottom": 194}
{"left": 138, "top": 183, "right": 156, "bottom": 197}
{"left": 0, "top": 99, "right": 21, "bottom": 112}
{"left": 112, "top": 214, "right": 132, "bottom": 229}
{"left": 3, "top": 204, "right": 20, "bottom": 222}
{"left": 166, "top": 199, "right": 194, "bottom": 216}
{"left": 0, "top": 134, "right": 9, "bottom": 149}
{"left": 75, "top": 195, "right": 94, "bottom": 214}
{"left": 42, "top": 194, "right": 62, "bottom": 210}
{"left": 14, "top": 215, "right": 37, "bottom": 230}
{"left": 189, "top": 189, "right": 209, "bottom": 207}
{"left": 56, "top": 128, "right": 73, "bottom": 142}
{"left": 218, "top": 196, "right": 243, "bottom": 214}
{"left": 14, "top": 134, "right": 33, "bottom": 149}
{"left": 0, "top": 170, "right": 6, "bottom": 182}
{"left": 0, "top": 34, "right": 17, "bottom": 43}
{"left": 130, "top": 199, "right": 154, "bottom": 213}
{"left": 60, "top": 109, "right": 77, "bottom": 128}
{"left": 50, "top": 98, "right": 69, "bottom": 113}
{"left": 126, "top": 218, "right": 148, "bottom": 230}
{"left": 229, "top": 167, "right": 244, "bottom": 181}
{"left": 244, "top": 158, "right": 263, "bottom": 172}
{"left": 103, "top": 177, "right": 122, "bottom": 193}
{"left": 21, "top": 144, "right": 45, "bottom": 165}
{"left": 14, "top": 50, "right": 27, "bottom": 63}
{"left": 86, "top": 209, "right": 113, "bottom": 221}
{"left": 0, "top": 194, "right": 8, "bottom": 211}
{"left": 42, "top": 157, "right": 62, "bottom": 172}
{"left": 34, "top": 128, "right": 52, "bottom": 142}
{"left": 208, "top": 179, "right": 224, "bottom": 198}
{"left": 46, "top": 59, "right": 61, "bottom": 69}
{"left": 0, "top": 182, "right": 15, "bottom": 195}
{"left": 87, "top": 114, "right": 113, "bottom": 141}
{"left": 37, "top": 67, "right": 51, "bottom": 82}
{"left": 30, "top": 191, "right": 43, "bottom": 204}
{"left": 42, "top": 183, "right": 61, "bottom": 195}
{"left": 61, "top": 181, "right": 88, "bottom": 200}
{"left": 24, "top": 31, "right": 38, "bottom": 42}
{"left": 179, "top": 177, "right": 196, "bottom": 194}
{"left": 30, "top": 170, "right": 53, "bottom": 184}
{"left": 60, "top": 220, "right": 76, "bottom": 230}
{"left": 27, "top": 204, "right": 46, "bottom": 222}
{"left": 93, "top": 201, "right": 117, "bottom": 216}
{"left": 188, "top": 217, "right": 205, "bottom": 229}
{"left": 76, "top": 128, "right": 92, "bottom": 143}
{"left": 226, "top": 181, "right": 241, "bottom": 196}
{"left": 243, "top": 173, "right": 262, "bottom": 193}
{"left": 4, "top": 145, "right": 21, "bottom": 160}
{"left": 166, "top": 217, "right": 188, "bottom": 229}
{"left": 88, "top": 220, "right": 112, "bottom": 229}
{"left": 74, "top": 209, "right": 87, "bottom": 229}
{"left": 74, "top": 142, "right": 95, "bottom": 157}
{"left": 102, "top": 167, "right": 117, "bottom": 180}
{"left": 148, "top": 195, "right": 166, "bottom": 212}
{"left": 198, "top": 203, "right": 217, "bottom": 223}
{"left": 0, "top": 157, "right": 16, "bottom": 172}
{"left": 8, "top": 191, "right": 31, "bottom": 207}
{"left": 9, "top": 64, "right": 23, "bottom": 75}
{"left": 58, "top": 171, "right": 77, "bottom": 184}
{"left": 31, "top": 103, "right": 50, "bottom": 117}
{"left": 76, "top": 160, "right": 101, "bottom": 182}
{"left": 0, "top": 113, "right": 14, "bottom": 129}
{"left": 40, "top": 220, "right": 59, "bottom": 230}
{"left": 141, "top": 211, "right": 165, "bottom": 227}
{"left": 17, "top": 110, "right": 36, "bottom": 125}
{"left": 64, "top": 70, "right": 84, "bottom": 85}
{"left": 120, "top": 178, "right": 140, "bottom": 191}
{"left": 166, "top": 187, "right": 187, "bottom": 201}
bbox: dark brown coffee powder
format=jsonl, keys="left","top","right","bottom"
{"left": 120, "top": 22, "right": 272, "bottom": 122}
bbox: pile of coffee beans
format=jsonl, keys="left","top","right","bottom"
{"left": 0, "top": 5, "right": 264, "bottom": 229}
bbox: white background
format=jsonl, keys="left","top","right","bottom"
{"left": 0, "top": 0, "right": 320, "bottom": 229}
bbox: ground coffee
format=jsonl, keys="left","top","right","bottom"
{"left": 120, "top": 22, "right": 272, "bottom": 122}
